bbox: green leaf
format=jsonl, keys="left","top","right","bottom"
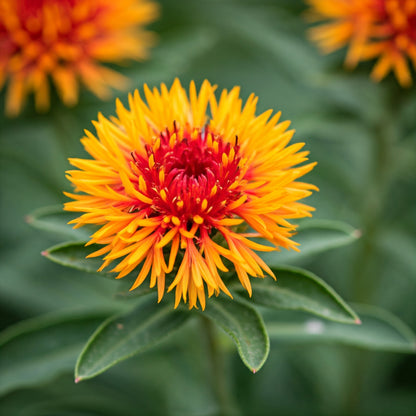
{"left": 266, "top": 305, "right": 416, "bottom": 353}
{"left": 75, "top": 295, "right": 189, "bottom": 381}
{"left": 42, "top": 241, "right": 112, "bottom": 276}
{"left": 113, "top": 285, "right": 157, "bottom": 300}
{"left": 0, "top": 311, "right": 109, "bottom": 395}
{"left": 260, "top": 219, "right": 360, "bottom": 266}
{"left": 234, "top": 266, "right": 359, "bottom": 324}
{"left": 201, "top": 297, "right": 269, "bottom": 373}
{"left": 26, "top": 205, "right": 89, "bottom": 240}
{"left": 42, "top": 241, "right": 164, "bottom": 298}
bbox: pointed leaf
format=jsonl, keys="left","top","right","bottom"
{"left": 266, "top": 305, "right": 416, "bottom": 353}
{"left": 42, "top": 241, "right": 112, "bottom": 276}
{"left": 0, "top": 311, "right": 109, "bottom": 395}
{"left": 75, "top": 296, "right": 189, "bottom": 381}
{"left": 260, "top": 219, "right": 360, "bottom": 266}
{"left": 234, "top": 266, "right": 359, "bottom": 324}
{"left": 26, "top": 205, "right": 90, "bottom": 240}
{"left": 201, "top": 297, "right": 269, "bottom": 373}
{"left": 42, "top": 241, "right": 163, "bottom": 298}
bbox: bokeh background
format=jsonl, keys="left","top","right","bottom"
{"left": 1, "top": 0, "right": 415, "bottom": 415}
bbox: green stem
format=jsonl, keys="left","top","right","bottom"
{"left": 347, "top": 86, "right": 403, "bottom": 412}
{"left": 351, "top": 90, "right": 400, "bottom": 302}
{"left": 201, "top": 316, "right": 240, "bottom": 416}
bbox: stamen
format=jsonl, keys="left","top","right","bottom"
{"left": 129, "top": 124, "right": 245, "bottom": 244}
{"left": 193, "top": 215, "right": 204, "bottom": 224}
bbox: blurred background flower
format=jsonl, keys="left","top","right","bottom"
{"left": 0, "top": 0, "right": 158, "bottom": 116}
{"left": 306, "top": 0, "right": 416, "bottom": 86}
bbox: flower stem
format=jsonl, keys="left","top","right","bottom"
{"left": 347, "top": 86, "right": 403, "bottom": 412}
{"left": 201, "top": 316, "right": 240, "bottom": 416}
{"left": 351, "top": 88, "right": 401, "bottom": 302}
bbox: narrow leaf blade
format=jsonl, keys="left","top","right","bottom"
{"left": 42, "top": 242, "right": 164, "bottom": 297}
{"left": 266, "top": 305, "right": 416, "bottom": 353}
{"left": 202, "top": 297, "right": 269, "bottom": 373}
{"left": 0, "top": 311, "right": 108, "bottom": 395}
{"left": 261, "top": 219, "right": 360, "bottom": 266}
{"left": 75, "top": 296, "right": 189, "bottom": 381}
{"left": 42, "top": 241, "right": 111, "bottom": 276}
{"left": 26, "top": 205, "right": 90, "bottom": 240}
{"left": 234, "top": 266, "right": 359, "bottom": 324}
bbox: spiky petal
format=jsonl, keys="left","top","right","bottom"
{"left": 0, "top": 0, "right": 158, "bottom": 116}
{"left": 307, "top": 0, "right": 416, "bottom": 86}
{"left": 65, "top": 79, "right": 317, "bottom": 309}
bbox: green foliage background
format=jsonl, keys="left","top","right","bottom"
{"left": 1, "top": 0, "right": 415, "bottom": 415}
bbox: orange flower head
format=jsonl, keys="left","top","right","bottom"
{"left": 64, "top": 79, "right": 317, "bottom": 309}
{"left": 0, "top": 0, "right": 158, "bottom": 116}
{"left": 306, "top": 0, "right": 416, "bottom": 86}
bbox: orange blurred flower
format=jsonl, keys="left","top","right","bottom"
{"left": 0, "top": 0, "right": 158, "bottom": 116}
{"left": 306, "top": 0, "right": 416, "bottom": 86}
{"left": 65, "top": 80, "right": 317, "bottom": 309}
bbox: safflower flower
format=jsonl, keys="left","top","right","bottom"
{"left": 65, "top": 80, "right": 317, "bottom": 309}
{"left": 0, "top": 0, "right": 158, "bottom": 116}
{"left": 306, "top": 0, "right": 416, "bottom": 86}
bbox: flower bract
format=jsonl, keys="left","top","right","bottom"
{"left": 0, "top": 0, "right": 158, "bottom": 116}
{"left": 306, "top": 0, "right": 416, "bottom": 86}
{"left": 65, "top": 79, "right": 317, "bottom": 309}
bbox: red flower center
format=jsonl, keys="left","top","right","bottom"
{"left": 19, "top": 0, "right": 75, "bottom": 16}
{"left": 377, "top": 0, "right": 416, "bottom": 45}
{"left": 6, "top": 0, "right": 104, "bottom": 65}
{"left": 131, "top": 125, "right": 246, "bottom": 233}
